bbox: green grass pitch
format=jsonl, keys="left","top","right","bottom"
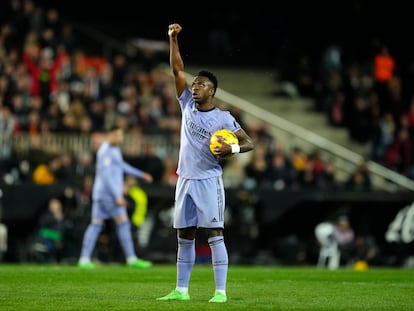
{"left": 0, "top": 263, "right": 413, "bottom": 310}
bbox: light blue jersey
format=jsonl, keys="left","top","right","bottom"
{"left": 173, "top": 87, "right": 241, "bottom": 229}
{"left": 177, "top": 88, "right": 241, "bottom": 179}
{"left": 79, "top": 139, "right": 152, "bottom": 266}
{"left": 92, "top": 141, "right": 144, "bottom": 202}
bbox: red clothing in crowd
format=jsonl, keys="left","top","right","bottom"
{"left": 374, "top": 49, "right": 395, "bottom": 83}
{"left": 23, "top": 49, "right": 68, "bottom": 97}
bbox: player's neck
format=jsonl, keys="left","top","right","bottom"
{"left": 196, "top": 102, "right": 215, "bottom": 112}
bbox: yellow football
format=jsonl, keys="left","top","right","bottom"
{"left": 353, "top": 260, "right": 368, "bottom": 271}
{"left": 209, "top": 129, "right": 239, "bottom": 157}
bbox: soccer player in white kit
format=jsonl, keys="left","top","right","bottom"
{"left": 157, "top": 23, "right": 255, "bottom": 303}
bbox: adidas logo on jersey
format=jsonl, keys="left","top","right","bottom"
{"left": 211, "top": 217, "right": 217, "bottom": 223}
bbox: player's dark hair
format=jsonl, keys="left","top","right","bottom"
{"left": 197, "top": 70, "right": 218, "bottom": 95}
{"left": 108, "top": 124, "right": 122, "bottom": 132}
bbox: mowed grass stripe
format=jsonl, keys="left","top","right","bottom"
{"left": 0, "top": 264, "right": 413, "bottom": 310}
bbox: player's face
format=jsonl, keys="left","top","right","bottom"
{"left": 109, "top": 128, "right": 124, "bottom": 146}
{"left": 191, "top": 76, "right": 214, "bottom": 103}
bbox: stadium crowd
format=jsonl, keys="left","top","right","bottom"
{"left": 0, "top": 1, "right": 376, "bottom": 192}
{"left": 279, "top": 42, "right": 414, "bottom": 181}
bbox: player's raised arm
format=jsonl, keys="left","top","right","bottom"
{"left": 168, "top": 23, "right": 187, "bottom": 97}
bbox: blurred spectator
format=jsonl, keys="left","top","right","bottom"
{"left": 74, "top": 151, "right": 95, "bottom": 181}
{"left": 314, "top": 222, "right": 340, "bottom": 269}
{"left": 32, "top": 154, "right": 61, "bottom": 185}
{"left": 72, "top": 174, "right": 94, "bottom": 250}
{"left": 333, "top": 215, "right": 355, "bottom": 266}
{"left": 295, "top": 160, "right": 319, "bottom": 190}
{"left": 43, "top": 8, "right": 62, "bottom": 40}
{"left": 244, "top": 143, "right": 271, "bottom": 189}
{"left": 371, "top": 112, "right": 396, "bottom": 161}
{"left": 59, "top": 23, "right": 78, "bottom": 54}
{"left": 112, "top": 53, "right": 129, "bottom": 93}
{"left": 25, "top": 110, "right": 41, "bottom": 135}
{"left": 347, "top": 95, "right": 374, "bottom": 144}
{"left": 384, "top": 127, "right": 413, "bottom": 177}
{"left": 55, "top": 152, "right": 75, "bottom": 183}
{"left": 0, "top": 222, "right": 7, "bottom": 261}
{"left": 319, "top": 160, "right": 341, "bottom": 191}
{"left": 385, "top": 77, "right": 405, "bottom": 124}
{"left": 373, "top": 45, "right": 396, "bottom": 113}
{"left": 162, "top": 157, "right": 178, "bottom": 186}
{"left": 353, "top": 233, "right": 380, "bottom": 266}
{"left": 0, "top": 105, "right": 17, "bottom": 157}
{"left": 87, "top": 99, "right": 105, "bottom": 132}
{"left": 223, "top": 156, "right": 246, "bottom": 189}
{"left": 266, "top": 150, "right": 295, "bottom": 191}
{"left": 321, "top": 44, "right": 343, "bottom": 77}
{"left": 9, "top": 92, "right": 30, "bottom": 131}
{"left": 25, "top": 134, "right": 49, "bottom": 167}
{"left": 290, "top": 54, "right": 316, "bottom": 98}
{"left": 124, "top": 175, "right": 150, "bottom": 252}
{"left": 405, "top": 97, "right": 414, "bottom": 128}
{"left": 22, "top": 40, "right": 69, "bottom": 107}
{"left": 290, "top": 146, "right": 307, "bottom": 172}
{"left": 39, "top": 27, "right": 58, "bottom": 51}
{"left": 345, "top": 161, "right": 372, "bottom": 192}
{"left": 126, "top": 142, "right": 165, "bottom": 184}
{"left": 75, "top": 174, "right": 93, "bottom": 218}
{"left": 226, "top": 188, "right": 262, "bottom": 262}
{"left": 102, "top": 95, "right": 118, "bottom": 131}
{"left": 327, "top": 90, "right": 347, "bottom": 127}
{"left": 31, "top": 197, "right": 74, "bottom": 263}
{"left": 207, "top": 11, "right": 232, "bottom": 64}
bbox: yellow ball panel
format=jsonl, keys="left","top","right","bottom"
{"left": 209, "top": 129, "right": 239, "bottom": 156}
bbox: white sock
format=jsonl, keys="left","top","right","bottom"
{"left": 127, "top": 256, "right": 137, "bottom": 264}
{"left": 79, "top": 257, "right": 91, "bottom": 264}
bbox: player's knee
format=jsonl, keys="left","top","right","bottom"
{"left": 205, "top": 228, "right": 223, "bottom": 238}
{"left": 117, "top": 220, "right": 131, "bottom": 229}
{"left": 91, "top": 218, "right": 104, "bottom": 224}
{"left": 90, "top": 222, "right": 103, "bottom": 232}
{"left": 178, "top": 227, "right": 196, "bottom": 239}
{"left": 114, "top": 214, "right": 128, "bottom": 224}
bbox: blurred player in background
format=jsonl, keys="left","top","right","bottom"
{"left": 157, "top": 23, "right": 254, "bottom": 303}
{"left": 77, "top": 125, "right": 153, "bottom": 268}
